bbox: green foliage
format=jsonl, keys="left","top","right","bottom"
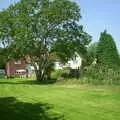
{"left": 0, "top": 48, "right": 7, "bottom": 69}
{"left": 83, "top": 31, "right": 120, "bottom": 84}
{"left": 51, "top": 70, "right": 64, "bottom": 79}
{"left": 85, "top": 42, "right": 98, "bottom": 66}
{"left": 53, "top": 25, "right": 91, "bottom": 62}
{"left": 97, "top": 30, "right": 120, "bottom": 68}
{"left": 0, "top": 63, "right": 5, "bottom": 69}
{"left": 52, "top": 68, "right": 81, "bottom": 80}
{"left": 68, "top": 69, "right": 80, "bottom": 79}
{"left": 0, "top": 0, "right": 91, "bottom": 81}
{"left": 84, "top": 65, "right": 120, "bottom": 85}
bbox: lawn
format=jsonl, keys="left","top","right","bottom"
{"left": 0, "top": 79, "right": 120, "bottom": 120}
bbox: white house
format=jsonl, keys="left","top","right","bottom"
{"left": 54, "top": 62, "right": 63, "bottom": 70}
{"left": 54, "top": 55, "right": 82, "bottom": 70}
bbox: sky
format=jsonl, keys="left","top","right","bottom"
{"left": 0, "top": 0, "right": 120, "bottom": 51}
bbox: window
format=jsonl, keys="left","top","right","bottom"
{"left": 15, "top": 60, "right": 21, "bottom": 64}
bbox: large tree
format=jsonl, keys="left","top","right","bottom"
{"left": 0, "top": 0, "right": 91, "bottom": 81}
{"left": 97, "top": 30, "right": 120, "bottom": 68}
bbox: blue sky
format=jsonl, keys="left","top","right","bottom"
{"left": 0, "top": 0, "right": 120, "bottom": 51}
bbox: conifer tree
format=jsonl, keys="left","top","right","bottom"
{"left": 97, "top": 30, "right": 120, "bottom": 69}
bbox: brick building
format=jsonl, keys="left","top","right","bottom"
{"left": 5, "top": 60, "right": 27, "bottom": 77}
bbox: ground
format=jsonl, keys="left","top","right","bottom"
{"left": 0, "top": 78, "right": 120, "bottom": 120}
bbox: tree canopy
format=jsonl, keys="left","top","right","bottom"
{"left": 0, "top": 0, "right": 91, "bottom": 81}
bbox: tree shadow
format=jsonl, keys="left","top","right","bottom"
{"left": 0, "top": 97, "right": 64, "bottom": 120}
{"left": 39, "top": 79, "right": 58, "bottom": 85}
{"left": 0, "top": 80, "right": 37, "bottom": 85}
{"left": 0, "top": 79, "right": 58, "bottom": 85}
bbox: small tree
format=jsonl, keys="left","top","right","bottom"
{"left": 84, "top": 42, "right": 98, "bottom": 66}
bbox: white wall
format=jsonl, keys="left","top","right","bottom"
{"left": 67, "top": 56, "right": 82, "bottom": 69}
{"left": 54, "top": 56, "right": 82, "bottom": 70}
{"left": 54, "top": 62, "right": 63, "bottom": 70}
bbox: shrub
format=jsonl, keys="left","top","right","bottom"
{"left": 51, "top": 68, "right": 81, "bottom": 80}
{"left": 84, "top": 65, "right": 120, "bottom": 85}
{"left": 51, "top": 70, "right": 64, "bottom": 79}
{"left": 68, "top": 69, "right": 80, "bottom": 79}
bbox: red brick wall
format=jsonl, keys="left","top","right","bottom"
{"left": 5, "top": 60, "right": 27, "bottom": 76}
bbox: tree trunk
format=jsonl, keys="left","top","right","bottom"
{"left": 80, "top": 59, "right": 84, "bottom": 79}
{"left": 35, "top": 69, "right": 44, "bottom": 82}
{"left": 31, "top": 62, "right": 44, "bottom": 82}
{"left": 31, "top": 53, "right": 50, "bottom": 82}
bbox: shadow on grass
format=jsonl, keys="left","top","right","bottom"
{"left": 0, "top": 97, "right": 64, "bottom": 120}
{"left": 0, "top": 80, "right": 39, "bottom": 85}
{"left": 0, "top": 79, "right": 58, "bottom": 85}
{"left": 38, "top": 79, "right": 58, "bottom": 85}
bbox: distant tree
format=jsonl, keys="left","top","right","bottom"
{"left": 0, "top": 0, "right": 91, "bottom": 81}
{"left": 84, "top": 42, "right": 98, "bottom": 66}
{"left": 97, "top": 30, "right": 120, "bottom": 68}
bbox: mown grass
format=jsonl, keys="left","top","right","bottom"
{"left": 0, "top": 78, "right": 120, "bottom": 120}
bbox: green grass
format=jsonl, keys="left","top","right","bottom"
{"left": 0, "top": 78, "right": 120, "bottom": 120}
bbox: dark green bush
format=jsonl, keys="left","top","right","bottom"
{"left": 51, "top": 68, "right": 81, "bottom": 80}
{"left": 69, "top": 69, "right": 80, "bottom": 79}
